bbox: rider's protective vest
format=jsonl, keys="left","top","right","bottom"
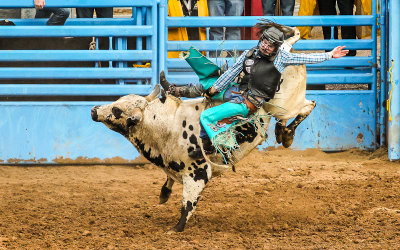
{"left": 239, "top": 47, "right": 282, "bottom": 100}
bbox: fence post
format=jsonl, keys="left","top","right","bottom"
{"left": 158, "top": 0, "right": 167, "bottom": 75}
{"left": 388, "top": 0, "right": 400, "bottom": 160}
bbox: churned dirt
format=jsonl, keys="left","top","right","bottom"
{"left": 0, "top": 148, "right": 399, "bottom": 249}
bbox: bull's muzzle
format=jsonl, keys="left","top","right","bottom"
{"left": 91, "top": 105, "right": 100, "bottom": 122}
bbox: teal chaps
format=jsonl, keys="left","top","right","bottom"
{"left": 183, "top": 47, "right": 252, "bottom": 141}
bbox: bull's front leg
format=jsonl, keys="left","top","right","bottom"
{"left": 170, "top": 163, "right": 212, "bottom": 233}
{"left": 159, "top": 177, "right": 175, "bottom": 204}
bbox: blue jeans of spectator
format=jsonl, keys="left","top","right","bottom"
{"left": 35, "top": 8, "right": 70, "bottom": 25}
{"left": 207, "top": 0, "right": 244, "bottom": 41}
{"left": 76, "top": 8, "right": 113, "bottom": 18}
{"left": 262, "top": 0, "right": 295, "bottom": 16}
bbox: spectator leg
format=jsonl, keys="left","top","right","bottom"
{"left": 280, "top": 0, "right": 295, "bottom": 16}
{"left": 337, "top": 0, "right": 356, "bottom": 56}
{"left": 225, "top": 0, "right": 244, "bottom": 41}
{"left": 207, "top": 0, "right": 225, "bottom": 41}
{"left": 95, "top": 8, "right": 114, "bottom": 18}
{"left": 262, "top": 0, "right": 277, "bottom": 16}
{"left": 76, "top": 8, "right": 95, "bottom": 18}
{"left": 35, "top": 9, "right": 52, "bottom": 19}
{"left": 46, "top": 8, "right": 70, "bottom": 25}
{"left": 317, "top": 0, "right": 338, "bottom": 40}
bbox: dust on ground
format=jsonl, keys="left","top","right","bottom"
{"left": 1, "top": 148, "right": 399, "bottom": 249}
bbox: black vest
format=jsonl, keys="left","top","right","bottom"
{"left": 239, "top": 47, "right": 282, "bottom": 100}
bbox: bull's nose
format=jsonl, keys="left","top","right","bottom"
{"left": 91, "top": 106, "right": 100, "bottom": 121}
{"left": 112, "top": 107, "right": 123, "bottom": 119}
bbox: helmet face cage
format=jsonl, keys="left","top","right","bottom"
{"left": 260, "top": 27, "right": 284, "bottom": 47}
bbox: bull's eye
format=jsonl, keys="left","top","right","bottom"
{"left": 112, "top": 107, "right": 123, "bottom": 119}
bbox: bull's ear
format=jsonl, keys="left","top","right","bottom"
{"left": 145, "top": 84, "right": 160, "bottom": 102}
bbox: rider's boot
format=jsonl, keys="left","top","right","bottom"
{"left": 188, "top": 137, "right": 215, "bottom": 159}
{"left": 160, "top": 71, "right": 201, "bottom": 98}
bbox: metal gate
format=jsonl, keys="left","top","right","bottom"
{"left": 0, "top": 0, "right": 391, "bottom": 163}
{"left": 164, "top": 0, "right": 380, "bottom": 151}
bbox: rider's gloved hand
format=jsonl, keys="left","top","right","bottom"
{"left": 203, "top": 87, "right": 217, "bottom": 100}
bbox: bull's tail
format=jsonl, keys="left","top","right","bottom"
{"left": 198, "top": 139, "right": 231, "bottom": 172}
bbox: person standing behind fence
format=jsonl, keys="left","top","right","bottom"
{"left": 34, "top": 0, "right": 69, "bottom": 25}
{"left": 76, "top": 8, "right": 113, "bottom": 18}
{"left": 262, "top": 0, "right": 295, "bottom": 16}
{"left": 316, "top": 0, "right": 356, "bottom": 56}
{"left": 207, "top": 0, "right": 244, "bottom": 45}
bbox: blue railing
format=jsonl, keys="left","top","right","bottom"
{"left": 0, "top": 0, "right": 159, "bottom": 96}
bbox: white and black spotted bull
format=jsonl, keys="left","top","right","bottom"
{"left": 90, "top": 28, "right": 316, "bottom": 232}
{"left": 91, "top": 86, "right": 274, "bottom": 232}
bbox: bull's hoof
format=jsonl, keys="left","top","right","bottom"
{"left": 167, "top": 225, "right": 184, "bottom": 234}
{"left": 275, "top": 123, "right": 284, "bottom": 144}
{"left": 159, "top": 196, "right": 169, "bottom": 204}
{"left": 282, "top": 128, "right": 295, "bottom": 148}
{"left": 159, "top": 188, "right": 172, "bottom": 204}
{"left": 160, "top": 70, "right": 171, "bottom": 90}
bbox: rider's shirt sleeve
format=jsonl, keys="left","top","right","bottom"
{"left": 274, "top": 49, "right": 332, "bottom": 73}
{"left": 212, "top": 51, "right": 248, "bottom": 93}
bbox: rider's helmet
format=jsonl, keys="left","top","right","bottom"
{"left": 259, "top": 26, "right": 284, "bottom": 58}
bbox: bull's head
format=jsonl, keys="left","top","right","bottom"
{"left": 91, "top": 85, "right": 160, "bottom": 136}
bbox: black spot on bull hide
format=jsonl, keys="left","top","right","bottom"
{"left": 183, "top": 131, "right": 188, "bottom": 139}
{"left": 189, "top": 134, "right": 198, "bottom": 146}
{"left": 193, "top": 164, "right": 209, "bottom": 184}
{"left": 168, "top": 161, "right": 186, "bottom": 172}
{"left": 134, "top": 138, "right": 165, "bottom": 168}
{"left": 235, "top": 122, "right": 258, "bottom": 144}
{"left": 182, "top": 120, "right": 187, "bottom": 128}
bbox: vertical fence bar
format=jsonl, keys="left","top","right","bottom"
{"left": 151, "top": 1, "right": 158, "bottom": 87}
{"left": 379, "top": 0, "right": 387, "bottom": 146}
{"left": 371, "top": 0, "right": 378, "bottom": 149}
{"left": 136, "top": 7, "right": 143, "bottom": 85}
{"left": 158, "top": 0, "right": 166, "bottom": 77}
{"left": 388, "top": 0, "right": 400, "bottom": 160}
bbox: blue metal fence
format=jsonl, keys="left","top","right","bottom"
{"left": 0, "top": 0, "right": 159, "bottom": 96}
{"left": 0, "top": 0, "right": 390, "bottom": 163}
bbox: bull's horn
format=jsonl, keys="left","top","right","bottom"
{"left": 145, "top": 84, "right": 160, "bottom": 102}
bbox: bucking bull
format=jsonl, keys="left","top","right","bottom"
{"left": 91, "top": 28, "right": 316, "bottom": 232}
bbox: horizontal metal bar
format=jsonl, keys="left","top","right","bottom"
{"left": 0, "top": 50, "right": 153, "bottom": 62}
{"left": 167, "top": 56, "right": 374, "bottom": 69}
{"left": 166, "top": 72, "right": 373, "bottom": 84}
{"left": 11, "top": 19, "right": 136, "bottom": 26}
{"left": 167, "top": 39, "right": 373, "bottom": 51}
{"left": 0, "top": 26, "right": 153, "bottom": 37}
{"left": 0, "top": 0, "right": 154, "bottom": 8}
{"left": 0, "top": 68, "right": 152, "bottom": 79}
{"left": 0, "top": 84, "right": 154, "bottom": 96}
{"left": 307, "top": 90, "right": 375, "bottom": 95}
{"left": 167, "top": 16, "right": 374, "bottom": 27}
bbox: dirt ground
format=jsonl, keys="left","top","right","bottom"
{"left": 0, "top": 147, "right": 399, "bottom": 249}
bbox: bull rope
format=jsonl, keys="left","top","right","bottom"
{"left": 200, "top": 113, "right": 272, "bottom": 171}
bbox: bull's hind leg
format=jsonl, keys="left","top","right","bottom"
{"left": 282, "top": 100, "right": 316, "bottom": 148}
{"left": 170, "top": 163, "right": 211, "bottom": 233}
{"left": 275, "top": 119, "right": 287, "bottom": 144}
{"left": 159, "top": 177, "right": 175, "bottom": 204}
